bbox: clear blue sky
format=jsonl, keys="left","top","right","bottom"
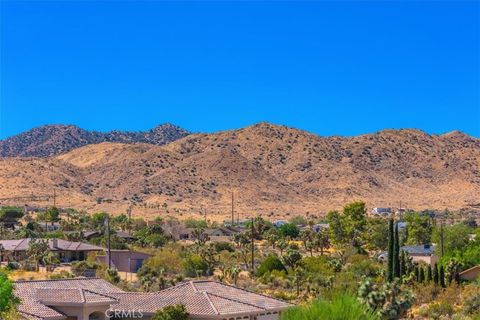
{"left": 1, "top": 1, "right": 479, "bottom": 139}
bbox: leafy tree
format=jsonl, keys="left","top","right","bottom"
{"left": 152, "top": 304, "right": 188, "bottom": 320}
{"left": 257, "top": 254, "right": 287, "bottom": 277}
{"left": 278, "top": 223, "right": 300, "bottom": 238}
{"left": 0, "top": 207, "right": 24, "bottom": 227}
{"left": 342, "top": 201, "right": 367, "bottom": 249}
{"left": 0, "top": 272, "right": 16, "bottom": 312}
{"left": 404, "top": 212, "right": 432, "bottom": 245}
{"left": 326, "top": 210, "right": 348, "bottom": 246}
{"left": 90, "top": 212, "right": 109, "bottom": 229}
{"left": 432, "top": 223, "right": 471, "bottom": 257}
{"left": 364, "top": 218, "right": 389, "bottom": 251}
{"left": 46, "top": 206, "right": 60, "bottom": 224}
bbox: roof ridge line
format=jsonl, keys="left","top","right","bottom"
{"left": 18, "top": 310, "right": 47, "bottom": 320}
{"left": 80, "top": 288, "right": 86, "bottom": 303}
{"left": 15, "top": 277, "right": 102, "bottom": 283}
{"left": 82, "top": 288, "right": 119, "bottom": 301}
{"left": 202, "top": 291, "right": 220, "bottom": 315}
{"left": 189, "top": 281, "right": 198, "bottom": 292}
{"left": 206, "top": 291, "right": 266, "bottom": 310}
{"left": 207, "top": 280, "right": 293, "bottom": 305}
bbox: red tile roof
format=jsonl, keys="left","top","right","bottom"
{"left": 0, "top": 238, "right": 104, "bottom": 252}
{"left": 15, "top": 278, "right": 291, "bottom": 320}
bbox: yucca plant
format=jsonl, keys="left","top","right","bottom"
{"left": 280, "top": 293, "right": 379, "bottom": 320}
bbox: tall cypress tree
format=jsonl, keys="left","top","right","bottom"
{"left": 393, "top": 223, "right": 400, "bottom": 278}
{"left": 433, "top": 263, "right": 439, "bottom": 285}
{"left": 419, "top": 267, "right": 425, "bottom": 283}
{"left": 439, "top": 265, "right": 446, "bottom": 288}
{"left": 399, "top": 250, "right": 405, "bottom": 276}
{"left": 387, "top": 218, "right": 394, "bottom": 282}
{"left": 426, "top": 265, "right": 432, "bottom": 282}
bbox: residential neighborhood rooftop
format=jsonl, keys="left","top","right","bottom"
{"left": 14, "top": 278, "right": 292, "bottom": 320}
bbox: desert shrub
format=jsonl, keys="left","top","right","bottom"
{"left": 425, "top": 302, "right": 455, "bottom": 320}
{"left": 280, "top": 293, "right": 379, "bottom": 320}
{"left": 5, "top": 262, "right": 19, "bottom": 271}
{"left": 139, "top": 248, "right": 183, "bottom": 276}
{"left": 257, "top": 255, "right": 287, "bottom": 277}
{"left": 183, "top": 254, "right": 209, "bottom": 277}
{"left": 49, "top": 270, "right": 74, "bottom": 279}
{"left": 463, "top": 290, "right": 480, "bottom": 316}
{"left": 214, "top": 242, "right": 234, "bottom": 252}
{"left": 183, "top": 219, "right": 207, "bottom": 229}
{"left": 152, "top": 304, "right": 188, "bottom": 320}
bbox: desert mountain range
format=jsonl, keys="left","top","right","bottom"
{"left": 0, "top": 123, "right": 189, "bottom": 157}
{"left": 0, "top": 123, "right": 479, "bottom": 220}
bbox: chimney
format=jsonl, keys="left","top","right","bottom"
{"left": 51, "top": 239, "right": 58, "bottom": 249}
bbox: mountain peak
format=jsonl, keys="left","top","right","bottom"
{"left": 0, "top": 123, "right": 190, "bottom": 157}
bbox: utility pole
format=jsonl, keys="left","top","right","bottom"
{"left": 440, "top": 221, "right": 444, "bottom": 257}
{"left": 231, "top": 192, "right": 234, "bottom": 225}
{"left": 44, "top": 206, "right": 48, "bottom": 233}
{"left": 53, "top": 189, "right": 56, "bottom": 207}
{"left": 127, "top": 205, "right": 132, "bottom": 236}
{"left": 251, "top": 217, "right": 255, "bottom": 273}
{"left": 106, "top": 215, "right": 111, "bottom": 269}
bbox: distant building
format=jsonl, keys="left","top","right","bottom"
{"left": 459, "top": 265, "right": 480, "bottom": 281}
{"left": 273, "top": 220, "right": 287, "bottom": 228}
{"left": 14, "top": 278, "right": 292, "bottom": 320}
{"left": 312, "top": 223, "right": 329, "bottom": 233}
{"left": 401, "top": 244, "right": 438, "bottom": 265}
{"left": 397, "top": 222, "right": 407, "bottom": 230}
{"left": 37, "top": 222, "right": 62, "bottom": 232}
{"left": 372, "top": 207, "right": 391, "bottom": 216}
{"left": 0, "top": 238, "right": 103, "bottom": 263}
{"left": 96, "top": 250, "right": 151, "bottom": 273}
{"left": 378, "top": 244, "right": 438, "bottom": 265}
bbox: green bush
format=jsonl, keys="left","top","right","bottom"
{"left": 152, "top": 304, "right": 188, "bottom": 320}
{"left": 257, "top": 255, "right": 287, "bottom": 277}
{"left": 280, "top": 293, "right": 379, "bottom": 320}
{"left": 183, "top": 254, "right": 209, "bottom": 277}
{"left": 426, "top": 302, "right": 455, "bottom": 320}
{"left": 0, "top": 272, "right": 15, "bottom": 312}
{"left": 214, "top": 242, "right": 234, "bottom": 252}
{"left": 278, "top": 223, "right": 300, "bottom": 238}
